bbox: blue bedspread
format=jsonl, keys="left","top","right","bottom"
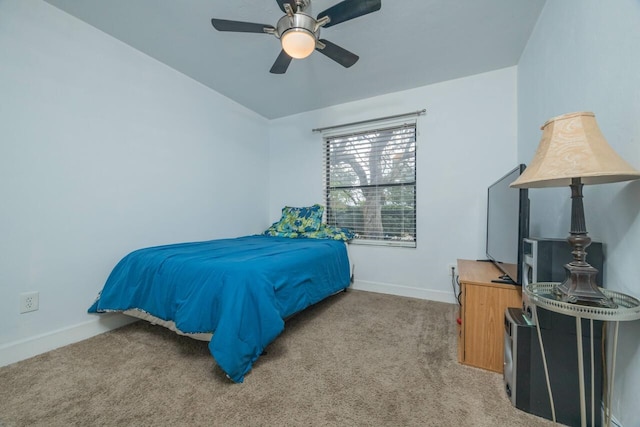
{"left": 88, "top": 235, "right": 350, "bottom": 382}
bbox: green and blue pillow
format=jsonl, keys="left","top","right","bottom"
{"left": 275, "top": 204, "right": 324, "bottom": 233}
{"left": 264, "top": 205, "right": 354, "bottom": 242}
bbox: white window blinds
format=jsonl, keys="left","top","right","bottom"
{"left": 324, "top": 122, "right": 417, "bottom": 247}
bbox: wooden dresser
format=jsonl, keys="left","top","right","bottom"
{"left": 457, "top": 259, "right": 522, "bottom": 373}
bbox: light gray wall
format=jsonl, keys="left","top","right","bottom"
{"left": 268, "top": 67, "right": 519, "bottom": 302}
{"left": 518, "top": 0, "right": 640, "bottom": 424}
{"left": 0, "top": 1, "right": 270, "bottom": 364}
{"left": 8, "top": 4, "right": 636, "bottom": 423}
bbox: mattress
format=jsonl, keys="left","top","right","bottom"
{"left": 89, "top": 235, "right": 351, "bottom": 382}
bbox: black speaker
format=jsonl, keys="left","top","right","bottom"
{"left": 504, "top": 307, "right": 603, "bottom": 427}
{"left": 522, "top": 237, "right": 604, "bottom": 289}
{"left": 503, "top": 307, "right": 534, "bottom": 411}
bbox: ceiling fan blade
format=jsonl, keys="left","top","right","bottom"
{"left": 211, "top": 18, "right": 275, "bottom": 34}
{"left": 317, "top": 0, "right": 381, "bottom": 28}
{"left": 316, "top": 39, "right": 359, "bottom": 68}
{"left": 270, "top": 50, "right": 293, "bottom": 74}
{"left": 275, "top": 0, "right": 297, "bottom": 13}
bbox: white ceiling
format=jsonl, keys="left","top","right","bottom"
{"left": 43, "top": 0, "right": 546, "bottom": 119}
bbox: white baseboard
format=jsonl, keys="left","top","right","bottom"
{"left": 0, "top": 313, "right": 137, "bottom": 368}
{"left": 1, "top": 284, "right": 452, "bottom": 368}
{"left": 352, "top": 279, "right": 457, "bottom": 305}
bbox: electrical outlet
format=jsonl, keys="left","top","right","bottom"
{"left": 20, "top": 291, "right": 39, "bottom": 313}
{"left": 447, "top": 263, "right": 457, "bottom": 276}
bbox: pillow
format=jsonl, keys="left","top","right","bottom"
{"left": 305, "top": 224, "right": 355, "bottom": 241}
{"left": 275, "top": 204, "right": 324, "bottom": 233}
{"left": 263, "top": 222, "right": 354, "bottom": 242}
{"left": 263, "top": 227, "right": 300, "bottom": 238}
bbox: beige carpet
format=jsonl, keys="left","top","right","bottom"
{"left": 0, "top": 290, "right": 557, "bottom": 426}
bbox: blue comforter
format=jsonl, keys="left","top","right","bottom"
{"left": 88, "top": 235, "right": 350, "bottom": 382}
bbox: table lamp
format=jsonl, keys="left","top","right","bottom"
{"left": 510, "top": 112, "right": 640, "bottom": 308}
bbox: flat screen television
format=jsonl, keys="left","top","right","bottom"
{"left": 486, "top": 164, "right": 530, "bottom": 285}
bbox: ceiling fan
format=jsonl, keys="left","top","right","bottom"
{"left": 211, "top": 0, "right": 382, "bottom": 74}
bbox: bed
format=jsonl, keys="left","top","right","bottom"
{"left": 88, "top": 232, "right": 352, "bottom": 383}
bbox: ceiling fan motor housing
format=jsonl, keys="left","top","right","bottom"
{"left": 276, "top": 12, "right": 319, "bottom": 41}
{"left": 276, "top": 12, "right": 320, "bottom": 59}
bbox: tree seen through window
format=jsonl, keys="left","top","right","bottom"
{"left": 324, "top": 124, "right": 416, "bottom": 246}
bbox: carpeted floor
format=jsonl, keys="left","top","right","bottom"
{"left": 0, "top": 290, "right": 558, "bottom": 426}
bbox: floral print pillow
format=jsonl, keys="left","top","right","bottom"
{"left": 304, "top": 223, "right": 355, "bottom": 241}
{"left": 264, "top": 205, "right": 354, "bottom": 241}
{"left": 274, "top": 204, "right": 324, "bottom": 233}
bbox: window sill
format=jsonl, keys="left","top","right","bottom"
{"left": 349, "top": 239, "right": 416, "bottom": 248}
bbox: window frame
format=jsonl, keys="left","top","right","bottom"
{"left": 323, "top": 121, "right": 417, "bottom": 248}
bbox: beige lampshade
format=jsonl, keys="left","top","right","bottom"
{"left": 511, "top": 111, "right": 640, "bottom": 188}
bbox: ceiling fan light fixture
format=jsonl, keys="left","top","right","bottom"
{"left": 211, "top": 0, "right": 383, "bottom": 73}
{"left": 281, "top": 28, "right": 316, "bottom": 59}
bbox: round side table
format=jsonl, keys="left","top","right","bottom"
{"left": 524, "top": 283, "right": 640, "bottom": 427}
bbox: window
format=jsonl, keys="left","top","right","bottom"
{"left": 324, "top": 123, "right": 417, "bottom": 247}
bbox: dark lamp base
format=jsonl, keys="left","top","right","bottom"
{"left": 554, "top": 263, "right": 617, "bottom": 308}
{"left": 553, "top": 178, "right": 618, "bottom": 309}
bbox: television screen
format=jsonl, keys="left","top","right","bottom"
{"left": 486, "top": 164, "right": 529, "bottom": 285}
